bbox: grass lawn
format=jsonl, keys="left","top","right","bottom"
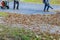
{"left": 21, "top": 0, "right": 60, "bottom": 4}
{"left": 0, "top": 12, "right": 8, "bottom": 17}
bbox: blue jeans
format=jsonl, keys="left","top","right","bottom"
{"left": 44, "top": 3, "right": 53, "bottom": 11}
{"left": 13, "top": 1, "right": 19, "bottom": 9}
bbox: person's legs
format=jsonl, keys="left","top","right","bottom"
{"left": 6, "top": 5, "right": 9, "bottom": 9}
{"left": 48, "top": 4, "right": 53, "bottom": 9}
{"left": 44, "top": 3, "right": 47, "bottom": 12}
{"left": 49, "top": 5, "right": 53, "bottom": 9}
{"left": 1, "top": 6, "right": 4, "bottom": 9}
{"left": 16, "top": 1, "right": 19, "bottom": 9}
{"left": 5, "top": 1, "right": 9, "bottom": 9}
{"left": 13, "top": 1, "right": 16, "bottom": 9}
{"left": 47, "top": 5, "right": 49, "bottom": 12}
{"left": 47, "top": 4, "right": 53, "bottom": 12}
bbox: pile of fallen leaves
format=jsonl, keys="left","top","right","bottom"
{"left": 3, "top": 12, "right": 60, "bottom": 26}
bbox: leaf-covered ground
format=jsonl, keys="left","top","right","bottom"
{"left": 3, "top": 11, "right": 60, "bottom": 26}
{"left": 0, "top": 12, "right": 60, "bottom": 40}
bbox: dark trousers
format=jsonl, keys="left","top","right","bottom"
{"left": 13, "top": 1, "right": 19, "bottom": 9}
{"left": 44, "top": 3, "right": 53, "bottom": 11}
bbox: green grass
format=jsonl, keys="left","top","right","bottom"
{"left": 0, "top": 24, "right": 60, "bottom": 40}
{"left": 3, "top": 0, "right": 60, "bottom": 5}
{"left": 0, "top": 12, "right": 8, "bottom": 17}
{"left": 21, "top": 0, "right": 60, "bottom": 4}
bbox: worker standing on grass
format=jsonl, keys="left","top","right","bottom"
{"left": 13, "top": 0, "right": 19, "bottom": 9}
{"left": 43, "top": 0, "right": 53, "bottom": 12}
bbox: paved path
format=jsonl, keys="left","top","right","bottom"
{"left": 0, "top": 2, "right": 60, "bottom": 14}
